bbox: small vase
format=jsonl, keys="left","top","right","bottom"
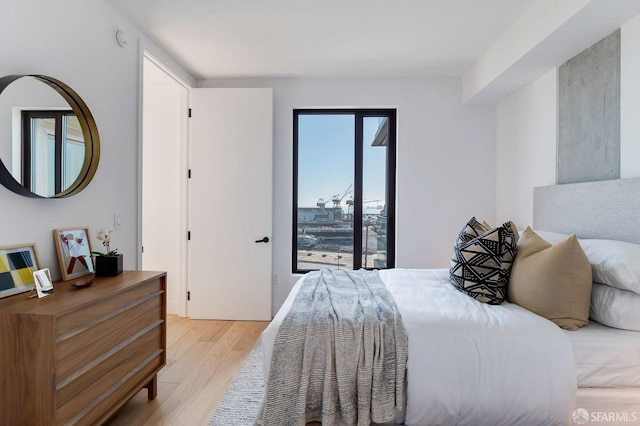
{"left": 95, "top": 254, "right": 123, "bottom": 277}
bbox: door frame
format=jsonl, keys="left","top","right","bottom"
{"left": 138, "top": 48, "right": 192, "bottom": 317}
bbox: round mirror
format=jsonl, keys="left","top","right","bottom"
{"left": 0, "top": 75, "right": 100, "bottom": 198}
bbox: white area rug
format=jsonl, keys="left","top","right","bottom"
{"left": 209, "top": 338, "right": 263, "bottom": 426}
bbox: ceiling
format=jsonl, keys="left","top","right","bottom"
{"left": 108, "top": 0, "right": 537, "bottom": 81}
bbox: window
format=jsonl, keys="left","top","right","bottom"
{"left": 22, "top": 110, "right": 85, "bottom": 197}
{"left": 293, "top": 109, "right": 396, "bottom": 273}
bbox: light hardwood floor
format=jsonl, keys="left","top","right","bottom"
{"left": 106, "top": 315, "right": 269, "bottom": 426}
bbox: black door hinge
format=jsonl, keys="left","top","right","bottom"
{"left": 141, "top": 246, "right": 144, "bottom": 253}
{"left": 188, "top": 108, "right": 192, "bottom": 118}
{"left": 187, "top": 291, "right": 191, "bottom": 301}
{"left": 188, "top": 169, "right": 192, "bottom": 179}
{"left": 188, "top": 231, "right": 191, "bottom": 240}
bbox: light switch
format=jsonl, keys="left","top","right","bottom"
{"left": 114, "top": 212, "right": 123, "bottom": 230}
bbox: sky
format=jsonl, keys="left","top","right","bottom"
{"left": 297, "top": 113, "right": 387, "bottom": 212}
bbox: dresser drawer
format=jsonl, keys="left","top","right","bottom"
{"left": 56, "top": 322, "right": 163, "bottom": 408}
{"left": 77, "top": 352, "right": 163, "bottom": 426}
{"left": 56, "top": 279, "right": 163, "bottom": 339}
{"left": 56, "top": 336, "right": 163, "bottom": 424}
{"left": 56, "top": 296, "right": 162, "bottom": 374}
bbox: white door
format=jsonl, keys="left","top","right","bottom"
{"left": 188, "top": 88, "right": 272, "bottom": 320}
{"left": 141, "top": 55, "right": 189, "bottom": 316}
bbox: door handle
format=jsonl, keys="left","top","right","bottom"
{"left": 255, "top": 237, "right": 269, "bottom": 243}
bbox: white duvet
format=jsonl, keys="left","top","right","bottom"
{"left": 262, "top": 269, "right": 576, "bottom": 426}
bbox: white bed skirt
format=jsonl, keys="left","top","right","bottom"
{"left": 573, "top": 388, "right": 640, "bottom": 425}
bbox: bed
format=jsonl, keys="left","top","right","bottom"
{"left": 258, "top": 178, "right": 640, "bottom": 426}
{"left": 534, "top": 178, "right": 640, "bottom": 421}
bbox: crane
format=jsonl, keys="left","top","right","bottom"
{"left": 346, "top": 197, "right": 382, "bottom": 215}
{"left": 331, "top": 184, "right": 353, "bottom": 208}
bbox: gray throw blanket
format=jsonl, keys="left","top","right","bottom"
{"left": 260, "top": 269, "right": 408, "bottom": 426}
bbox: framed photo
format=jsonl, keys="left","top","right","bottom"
{"left": 33, "top": 268, "right": 54, "bottom": 298}
{"left": 53, "top": 227, "right": 94, "bottom": 281}
{"left": 0, "top": 243, "right": 41, "bottom": 298}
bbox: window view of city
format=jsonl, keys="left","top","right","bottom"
{"left": 296, "top": 194, "right": 388, "bottom": 270}
{"left": 294, "top": 110, "right": 395, "bottom": 272}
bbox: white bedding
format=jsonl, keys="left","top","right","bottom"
{"left": 564, "top": 320, "right": 640, "bottom": 388}
{"left": 262, "top": 268, "right": 576, "bottom": 426}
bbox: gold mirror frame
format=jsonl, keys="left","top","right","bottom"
{"left": 0, "top": 75, "right": 100, "bottom": 198}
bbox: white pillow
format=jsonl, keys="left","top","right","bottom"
{"left": 590, "top": 283, "right": 640, "bottom": 331}
{"left": 580, "top": 239, "right": 640, "bottom": 294}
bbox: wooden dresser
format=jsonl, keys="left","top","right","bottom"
{"left": 0, "top": 270, "right": 166, "bottom": 425}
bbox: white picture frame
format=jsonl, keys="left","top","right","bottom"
{"left": 33, "top": 268, "right": 53, "bottom": 298}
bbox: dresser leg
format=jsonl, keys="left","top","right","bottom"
{"left": 145, "top": 375, "right": 158, "bottom": 400}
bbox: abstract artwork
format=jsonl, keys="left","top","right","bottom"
{"left": 0, "top": 244, "right": 40, "bottom": 298}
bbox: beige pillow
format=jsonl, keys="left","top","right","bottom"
{"left": 508, "top": 227, "right": 592, "bottom": 330}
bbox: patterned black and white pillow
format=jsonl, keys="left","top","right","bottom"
{"left": 453, "top": 217, "right": 491, "bottom": 246}
{"left": 449, "top": 218, "right": 518, "bottom": 305}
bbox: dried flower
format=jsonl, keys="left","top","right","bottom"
{"left": 92, "top": 227, "right": 118, "bottom": 256}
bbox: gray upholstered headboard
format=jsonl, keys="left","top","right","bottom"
{"left": 533, "top": 178, "right": 640, "bottom": 245}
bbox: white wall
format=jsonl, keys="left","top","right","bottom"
{"left": 0, "top": 0, "right": 193, "bottom": 281}
{"left": 496, "top": 69, "right": 557, "bottom": 228}
{"left": 496, "top": 13, "right": 640, "bottom": 229}
{"left": 463, "top": 0, "right": 589, "bottom": 104}
{"left": 621, "top": 14, "right": 640, "bottom": 178}
{"left": 200, "top": 77, "right": 497, "bottom": 313}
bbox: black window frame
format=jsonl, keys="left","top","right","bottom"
{"left": 21, "top": 110, "right": 76, "bottom": 194}
{"left": 292, "top": 108, "right": 397, "bottom": 273}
